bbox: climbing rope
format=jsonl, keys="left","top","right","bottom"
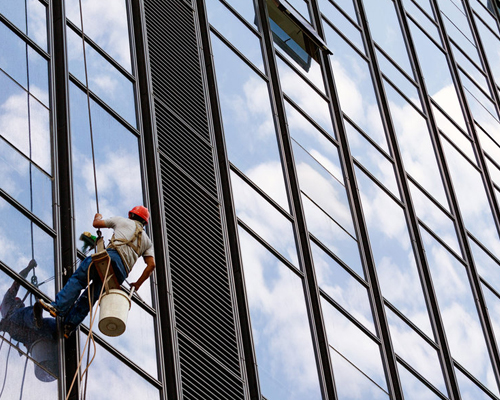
{"left": 0, "top": 337, "right": 11, "bottom": 399}
{"left": 18, "top": 355, "right": 28, "bottom": 400}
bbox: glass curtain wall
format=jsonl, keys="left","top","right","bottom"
{"left": 207, "top": 0, "right": 500, "bottom": 399}
{"left": 0, "top": 0, "right": 58, "bottom": 398}
{"left": 62, "top": 0, "right": 161, "bottom": 398}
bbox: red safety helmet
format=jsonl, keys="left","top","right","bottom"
{"left": 129, "top": 206, "right": 150, "bottom": 225}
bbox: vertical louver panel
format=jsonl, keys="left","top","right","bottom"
{"left": 143, "top": 0, "right": 245, "bottom": 398}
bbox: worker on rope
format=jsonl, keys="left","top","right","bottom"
{"left": 0, "top": 260, "right": 57, "bottom": 349}
{"left": 38, "top": 206, "right": 156, "bottom": 338}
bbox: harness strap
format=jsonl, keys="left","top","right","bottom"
{"left": 107, "top": 221, "right": 143, "bottom": 255}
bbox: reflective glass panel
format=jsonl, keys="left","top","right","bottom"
{"left": 401, "top": 0, "right": 441, "bottom": 42}
{"left": 285, "top": 101, "right": 343, "bottom": 182}
{"left": 442, "top": 139, "right": 500, "bottom": 259}
{"left": 455, "top": 366, "right": 495, "bottom": 400}
{"left": 232, "top": 172, "right": 298, "bottom": 267}
{"left": 206, "top": 0, "right": 264, "bottom": 72}
{"left": 0, "top": 73, "right": 29, "bottom": 157}
{"left": 66, "top": 0, "right": 132, "bottom": 71}
{"left": 31, "top": 164, "right": 53, "bottom": 228}
{"left": 386, "top": 307, "right": 446, "bottom": 394}
{"left": 364, "top": 0, "right": 413, "bottom": 76}
{"left": 411, "top": 183, "right": 461, "bottom": 255}
{"left": 311, "top": 241, "right": 374, "bottom": 332}
{"left": 0, "top": 137, "right": 31, "bottom": 210}
{"left": 409, "top": 20, "right": 467, "bottom": 131}
{"left": 318, "top": 0, "right": 364, "bottom": 52}
{"left": 325, "top": 25, "right": 388, "bottom": 151}
{"left": 27, "top": 0, "right": 47, "bottom": 51}
{"left": 238, "top": 227, "right": 322, "bottom": 400}
{"left": 356, "top": 167, "right": 433, "bottom": 337}
{"left": 322, "top": 297, "right": 388, "bottom": 393}
{"left": 385, "top": 84, "right": 448, "bottom": 207}
{"left": 222, "top": 0, "right": 257, "bottom": 26}
{"left": 276, "top": 57, "right": 333, "bottom": 136}
{"left": 0, "top": 21, "right": 28, "bottom": 88}
{"left": 344, "top": 120, "right": 399, "bottom": 197}
{"left": 475, "top": 17, "right": 500, "bottom": 88}
{"left": 470, "top": 239, "right": 500, "bottom": 295}
{"left": 83, "top": 299, "right": 157, "bottom": 378}
{"left": 330, "top": 0, "right": 357, "bottom": 21}
{"left": 70, "top": 83, "right": 145, "bottom": 267}
{"left": 67, "top": 29, "right": 136, "bottom": 127}
{"left": 211, "top": 33, "right": 289, "bottom": 209}
{"left": 421, "top": 230, "right": 499, "bottom": 395}
{"left": 398, "top": 362, "right": 443, "bottom": 400}
{"left": 303, "top": 194, "right": 364, "bottom": 278}
{"left": 29, "top": 96, "right": 51, "bottom": 174}
{"left": 293, "top": 142, "right": 355, "bottom": 236}
{"left": 0, "top": 197, "right": 55, "bottom": 298}
{"left": 0, "top": 0, "right": 26, "bottom": 32}
{"left": 28, "top": 47, "right": 49, "bottom": 108}
{"left": 0, "top": 271, "right": 58, "bottom": 397}
{"left": 79, "top": 333, "right": 160, "bottom": 399}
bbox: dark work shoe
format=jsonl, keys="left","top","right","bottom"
{"left": 38, "top": 299, "right": 59, "bottom": 318}
{"left": 33, "top": 301, "right": 43, "bottom": 329}
{"left": 63, "top": 324, "right": 76, "bottom": 339}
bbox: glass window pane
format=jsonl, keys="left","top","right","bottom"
{"left": 276, "top": 57, "right": 333, "bottom": 136}
{"left": 29, "top": 96, "right": 51, "bottom": 174}
{"left": 66, "top": 0, "right": 132, "bottom": 71}
{"left": 386, "top": 82, "right": 448, "bottom": 207}
{"left": 379, "top": 58, "right": 421, "bottom": 112}
{"left": 0, "top": 21, "right": 27, "bottom": 88}
{"left": 286, "top": 101, "right": 343, "bottom": 182}
{"left": 321, "top": 297, "right": 389, "bottom": 392}
{"left": 0, "top": 137, "right": 31, "bottom": 209}
{"left": 232, "top": 172, "right": 298, "bottom": 267}
{"left": 28, "top": 47, "right": 49, "bottom": 107}
{"left": 356, "top": 167, "right": 434, "bottom": 337}
{"left": 470, "top": 239, "right": 500, "bottom": 294}
{"left": 79, "top": 333, "right": 160, "bottom": 400}
{"left": 0, "top": 72, "right": 30, "bottom": 157}
{"left": 0, "top": 270, "right": 58, "bottom": 397}
{"left": 398, "top": 362, "right": 443, "bottom": 400}
{"left": 344, "top": 119, "right": 399, "bottom": 197}
{"left": 455, "top": 366, "right": 495, "bottom": 400}
{"left": 0, "top": 0, "right": 27, "bottom": 32}
{"left": 325, "top": 26, "right": 388, "bottom": 151}
{"left": 27, "top": 0, "right": 48, "bottom": 51}
{"left": 409, "top": 20, "right": 467, "bottom": 131}
{"left": 239, "top": 227, "right": 322, "bottom": 400}
{"left": 311, "top": 241, "right": 374, "bottom": 333}
{"left": 211, "top": 33, "right": 289, "bottom": 209}
{"left": 303, "top": 195, "right": 364, "bottom": 277}
{"left": 442, "top": 139, "right": 500, "bottom": 260}
{"left": 206, "top": 0, "right": 264, "bottom": 72}
{"left": 421, "top": 230, "right": 499, "bottom": 395}
{"left": 386, "top": 307, "right": 446, "bottom": 394}
{"left": 364, "top": 0, "right": 413, "bottom": 76}
{"left": 32, "top": 164, "right": 53, "bottom": 228}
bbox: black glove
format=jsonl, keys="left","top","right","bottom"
{"left": 19, "top": 259, "right": 37, "bottom": 279}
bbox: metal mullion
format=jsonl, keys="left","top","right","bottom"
{"left": 0, "top": 13, "right": 50, "bottom": 59}
{"left": 196, "top": 0, "right": 262, "bottom": 398}
{"left": 320, "top": 0, "right": 362, "bottom": 29}
{"left": 309, "top": 0, "right": 405, "bottom": 397}
{"left": 357, "top": 0, "right": 462, "bottom": 398}
{"left": 374, "top": 43, "right": 418, "bottom": 86}
{"left": 403, "top": 0, "right": 500, "bottom": 396}
{"left": 321, "top": 15, "right": 370, "bottom": 62}
{"left": 217, "top": 0, "right": 262, "bottom": 37}
{"left": 417, "top": 217, "right": 463, "bottom": 260}
{"left": 430, "top": 4, "right": 500, "bottom": 388}
{"left": 454, "top": 360, "right": 499, "bottom": 399}
{"left": 256, "top": 1, "right": 337, "bottom": 398}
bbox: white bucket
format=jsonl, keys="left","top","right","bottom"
{"left": 98, "top": 289, "right": 133, "bottom": 337}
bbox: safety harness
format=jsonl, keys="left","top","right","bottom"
{"left": 106, "top": 221, "right": 144, "bottom": 272}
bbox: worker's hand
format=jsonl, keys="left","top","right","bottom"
{"left": 94, "top": 213, "right": 103, "bottom": 220}
{"left": 19, "top": 259, "right": 37, "bottom": 279}
{"left": 130, "top": 281, "right": 141, "bottom": 291}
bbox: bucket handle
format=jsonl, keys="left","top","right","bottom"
{"left": 128, "top": 286, "right": 136, "bottom": 301}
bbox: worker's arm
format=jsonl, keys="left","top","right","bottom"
{"left": 130, "top": 256, "right": 156, "bottom": 291}
{"left": 92, "top": 213, "right": 107, "bottom": 229}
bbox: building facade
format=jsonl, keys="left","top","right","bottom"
{"left": 1, "top": 0, "right": 500, "bottom": 399}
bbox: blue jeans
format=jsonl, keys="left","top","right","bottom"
{"left": 52, "top": 249, "right": 127, "bottom": 327}
{"left": 7, "top": 306, "right": 56, "bottom": 347}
